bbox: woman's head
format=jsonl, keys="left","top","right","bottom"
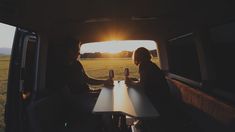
{"left": 133, "top": 47, "right": 152, "bottom": 65}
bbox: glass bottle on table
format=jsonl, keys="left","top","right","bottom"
{"left": 124, "top": 68, "right": 129, "bottom": 83}
{"left": 109, "top": 69, "right": 114, "bottom": 79}
{"left": 106, "top": 69, "right": 114, "bottom": 86}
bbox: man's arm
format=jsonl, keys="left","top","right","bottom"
{"left": 84, "top": 72, "right": 113, "bottom": 86}
{"left": 78, "top": 60, "right": 113, "bottom": 86}
{"left": 84, "top": 73, "right": 106, "bottom": 85}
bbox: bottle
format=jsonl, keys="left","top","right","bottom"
{"left": 109, "top": 69, "right": 114, "bottom": 79}
{"left": 124, "top": 68, "right": 129, "bottom": 81}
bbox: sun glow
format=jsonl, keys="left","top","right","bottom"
{"left": 80, "top": 40, "right": 157, "bottom": 54}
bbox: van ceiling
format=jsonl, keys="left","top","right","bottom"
{"left": 0, "top": 0, "right": 235, "bottom": 42}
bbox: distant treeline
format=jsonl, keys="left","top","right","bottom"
{"left": 80, "top": 50, "right": 157, "bottom": 58}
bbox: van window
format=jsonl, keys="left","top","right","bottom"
{"left": 20, "top": 36, "right": 38, "bottom": 99}
{"left": 167, "top": 33, "right": 202, "bottom": 82}
{"left": 80, "top": 40, "right": 159, "bottom": 88}
{"left": 0, "top": 22, "right": 16, "bottom": 129}
{"left": 210, "top": 22, "right": 235, "bottom": 94}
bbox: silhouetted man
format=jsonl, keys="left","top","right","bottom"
{"left": 64, "top": 39, "right": 113, "bottom": 131}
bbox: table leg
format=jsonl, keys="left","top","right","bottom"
{"left": 120, "top": 114, "right": 131, "bottom": 132}
{"left": 112, "top": 114, "right": 120, "bottom": 127}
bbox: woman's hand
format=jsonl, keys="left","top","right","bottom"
{"left": 125, "top": 77, "right": 138, "bottom": 84}
{"left": 129, "top": 77, "right": 139, "bottom": 81}
{"left": 125, "top": 77, "right": 140, "bottom": 87}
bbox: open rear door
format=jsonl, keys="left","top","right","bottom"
{"left": 5, "top": 28, "right": 39, "bottom": 132}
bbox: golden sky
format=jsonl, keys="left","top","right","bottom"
{"left": 0, "top": 23, "right": 16, "bottom": 48}
{"left": 81, "top": 40, "right": 157, "bottom": 53}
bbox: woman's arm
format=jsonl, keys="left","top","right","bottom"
{"left": 125, "top": 77, "right": 141, "bottom": 87}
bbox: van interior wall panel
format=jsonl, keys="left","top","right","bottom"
{"left": 36, "top": 34, "right": 48, "bottom": 98}
{"left": 167, "top": 78, "right": 235, "bottom": 131}
{"left": 193, "top": 27, "right": 216, "bottom": 82}
{"left": 156, "top": 39, "right": 169, "bottom": 71}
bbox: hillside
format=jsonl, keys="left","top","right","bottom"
{"left": 0, "top": 48, "right": 11, "bottom": 55}
{"left": 81, "top": 50, "right": 157, "bottom": 58}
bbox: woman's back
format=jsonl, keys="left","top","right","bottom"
{"left": 139, "top": 60, "right": 172, "bottom": 114}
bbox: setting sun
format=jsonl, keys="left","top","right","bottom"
{"left": 80, "top": 40, "right": 157, "bottom": 54}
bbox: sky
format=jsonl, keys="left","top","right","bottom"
{"left": 0, "top": 23, "right": 16, "bottom": 48}
{"left": 81, "top": 40, "right": 157, "bottom": 53}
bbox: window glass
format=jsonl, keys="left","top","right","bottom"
{"left": 22, "top": 38, "right": 38, "bottom": 98}
{"left": 80, "top": 40, "right": 159, "bottom": 83}
{"left": 210, "top": 22, "right": 235, "bottom": 93}
{"left": 167, "top": 34, "right": 201, "bottom": 82}
{"left": 0, "top": 22, "right": 16, "bottom": 129}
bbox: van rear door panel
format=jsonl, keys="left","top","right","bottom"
{"left": 5, "top": 28, "right": 39, "bottom": 132}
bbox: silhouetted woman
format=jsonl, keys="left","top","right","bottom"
{"left": 125, "top": 47, "right": 174, "bottom": 132}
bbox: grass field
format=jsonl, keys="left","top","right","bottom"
{"left": 80, "top": 58, "right": 159, "bottom": 80}
{"left": 0, "top": 56, "right": 159, "bottom": 130}
{"left": 0, "top": 55, "right": 10, "bottom": 131}
{"left": 81, "top": 58, "right": 159, "bottom": 89}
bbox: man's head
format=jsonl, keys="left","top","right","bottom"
{"left": 64, "top": 38, "right": 81, "bottom": 63}
{"left": 133, "top": 47, "right": 151, "bottom": 65}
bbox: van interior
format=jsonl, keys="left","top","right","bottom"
{"left": 1, "top": 0, "right": 235, "bottom": 132}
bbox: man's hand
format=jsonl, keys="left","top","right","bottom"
{"left": 104, "top": 78, "right": 114, "bottom": 87}
{"left": 125, "top": 77, "right": 132, "bottom": 85}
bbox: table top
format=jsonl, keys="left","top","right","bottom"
{"left": 92, "top": 81, "right": 159, "bottom": 118}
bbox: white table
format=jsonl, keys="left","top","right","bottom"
{"left": 93, "top": 81, "right": 159, "bottom": 118}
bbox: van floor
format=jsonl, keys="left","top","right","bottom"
{"left": 65, "top": 114, "right": 203, "bottom": 132}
